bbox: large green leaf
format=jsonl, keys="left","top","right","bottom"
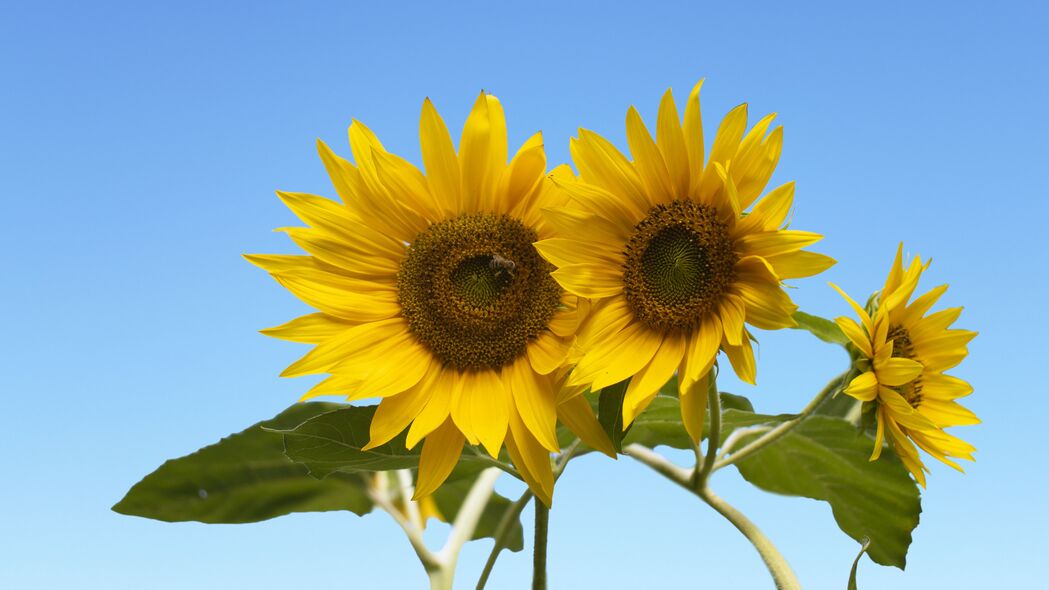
{"left": 112, "top": 402, "right": 373, "bottom": 523}
{"left": 114, "top": 403, "right": 526, "bottom": 550}
{"left": 732, "top": 416, "right": 920, "bottom": 568}
{"left": 274, "top": 405, "right": 431, "bottom": 477}
{"left": 792, "top": 310, "right": 849, "bottom": 346}
{"left": 623, "top": 394, "right": 920, "bottom": 569}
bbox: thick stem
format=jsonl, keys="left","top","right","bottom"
{"left": 532, "top": 500, "right": 549, "bottom": 590}
{"left": 696, "top": 374, "right": 722, "bottom": 486}
{"left": 476, "top": 439, "right": 580, "bottom": 590}
{"left": 697, "top": 488, "right": 802, "bottom": 590}
{"left": 428, "top": 567, "right": 455, "bottom": 590}
{"left": 624, "top": 444, "right": 801, "bottom": 590}
{"left": 713, "top": 371, "right": 850, "bottom": 471}
{"left": 438, "top": 467, "right": 502, "bottom": 565}
{"left": 475, "top": 491, "right": 534, "bottom": 590}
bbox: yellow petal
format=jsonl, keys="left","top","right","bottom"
{"left": 571, "top": 321, "right": 663, "bottom": 391}
{"left": 736, "top": 230, "right": 824, "bottom": 258}
{"left": 413, "top": 419, "right": 465, "bottom": 499}
{"left": 419, "top": 98, "right": 461, "bottom": 211}
{"left": 459, "top": 92, "right": 494, "bottom": 211}
{"left": 551, "top": 263, "right": 623, "bottom": 299}
{"left": 844, "top": 371, "right": 879, "bottom": 401}
{"left": 656, "top": 88, "right": 690, "bottom": 199}
{"left": 540, "top": 205, "right": 630, "bottom": 246}
{"left": 734, "top": 181, "right": 794, "bottom": 236}
{"left": 874, "top": 357, "right": 923, "bottom": 387}
{"left": 260, "top": 313, "right": 354, "bottom": 344}
{"left": 878, "top": 387, "right": 938, "bottom": 431}
{"left": 549, "top": 174, "right": 641, "bottom": 231}
{"left": 534, "top": 238, "right": 624, "bottom": 268}
{"left": 680, "top": 316, "right": 723, "bottom": 392}
{"left": 366, "top": 387, "right": 434, "bottom": 449}
{"left": 679, "top": 371, "right": 710, "bottom": 445}
{"left": 451, "top": 370, "right": 510, "bottom": 457}
{"left": 625, "top": 106, "right": 673, "bottom": 205}
{"left": 765, "top": 250, "right": 836, "bottom": 280}
{"left": 717, "top": 293, "right": 746, "bottom": 346}
{"left": 280, "top": 318, "right": 404, "bottom": 377}
{"left": 527, "top": 331, "right": 572, "bottom": 375}
{"left": 835, "top": 316, "right": 874, "bottom": 358}
{"left": 508, "top": 357, "right": 559, "bottom": 452}
{"left": 682, "top": 79, "right": 706, "bottom": 194}
{"left": 406, "top": 369, "right": 458, "bottom": 449}
{"left": 918, "top": 399, "right": 980, "bottom": 427}
{"left": 556, "top": 393, "right": 616, "bottom": 458}
{"left": 829, "top": 282, "right": 874, "bottom": 333}
{"left": 573, "top": 130, "right": 650, "bottom": 215}
{"left": 721, "top": 327, "right": 756, "bottom": 385}
{"left": 623, "top": 332, "right": 686, "bottom": 425}
{"left": 505, "top": 410, "right": 554, "bottom": 507}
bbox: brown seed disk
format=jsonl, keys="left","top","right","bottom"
{"left": 622, "top": 200, "right": 737, "bottom": 331}
{"left": 398, "top": 213, "right": 562, "bottom": 371}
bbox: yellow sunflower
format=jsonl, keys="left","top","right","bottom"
{"left": 832, "top": 245, "right": 978, "bottom": 486}
{"left": 247, "top": 93, "right": 613, "bottom": 505}
{"left": 535, "top": 81, "right": 834, "bottom": 441}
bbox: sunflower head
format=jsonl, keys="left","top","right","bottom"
{"left": 832, "top": 244, "right": 979, "bottom": 486}
{"left": 535, "top": 81, "right": 834, "bottom": 442}
{"left": 247, "top": 93, "right": 613, "bottom": 505}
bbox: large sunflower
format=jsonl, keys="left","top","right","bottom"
{"left": 247, "top": 94, "right": 612, "bottom": 505}
{"left": 832, "top": 245, "right": 978, "bottom": 486}
{"left": 535, "top": 82, "right": 834, "bottom": 441}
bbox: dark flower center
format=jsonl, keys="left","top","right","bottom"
{"left": 623, "top": 200, "right": 737, "bottom": 330}
{"left": 398, "top": 213, "right": 562, "bottom": 371}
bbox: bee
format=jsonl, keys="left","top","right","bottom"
{"left": 489, "top": 254, "right": 516, "bottom": 279}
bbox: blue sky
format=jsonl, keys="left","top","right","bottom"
{"left": 2, "top": 1, "right": 1046, "bottom": 587}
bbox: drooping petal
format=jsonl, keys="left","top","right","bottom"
{"left": 413, "top": 419, "right": 465, "bottom": 499}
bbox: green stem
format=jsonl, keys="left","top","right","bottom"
{"left": 624, "top": 444, "right": 801, "bottom": 590}
{"left": 696, "top": 373, "right": 722, "bottom": 486}
{"left": 476, "top": 440, "right": 580, "bottom": 590}
{"left": 713, "top": 370, "right": 850, "bottom": 471}
{"left": 475, "top": 491, "right": 533, "bottom": 590}
{"left": 697, "top": 487, "right": 802, "bottom": 590}
{"left": 532, "top": 500, "right": 549, "bottom": 590}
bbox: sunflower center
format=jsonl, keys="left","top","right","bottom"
{"left": 887, "top": 324, "right": 923, "bottom": 407}
{"left": 888, "top": 325, "right": 916, "bottom": 361}
{"left": 398, "top": 213, "right": 562, "bottom": 371}
{"left": 623, "top": 200, "right": 737, "bottom": 330}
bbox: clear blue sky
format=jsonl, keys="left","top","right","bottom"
{"left": 2, "top": 1, "right": 1046, "bottom": 588}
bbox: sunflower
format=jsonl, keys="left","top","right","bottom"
{"left": 534, "top": 81, "right": 834, "bottom": 441}
{"left": 832, "top": 245, "right": 978, "bottom": 486}
{"left": 247, "top": 93, "right": 613, "bottom": 505}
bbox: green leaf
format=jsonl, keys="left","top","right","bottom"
{"left": 433, "top": 463, "right": 525, "bottom": 552}
{"left": 623, "top": 394, "right": 789, "bottom": 450}
{"left": 275, "top": 405, "right": 428, "bottom": 477}
{"left": 792, "top": 310, "right": 849, "bottom": 346}
{"left": 733, "top": 416, "right": 920, "bottom": 568}
{"left": 848, "top": 537, "right": 872, "bottom": 590}
{"left": 112, "top": 402, "right": 373, "bottom": 523}
{"left": 115, "top": 403, "right": 527, "bottom": 550}
{"left": 597, "top": 381, "right": 630, "bottom": 452}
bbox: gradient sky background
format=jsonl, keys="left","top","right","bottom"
{"left": 3, "top": 1, "right": 1047, "bottom": 588}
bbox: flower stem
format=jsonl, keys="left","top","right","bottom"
{"left": 476, "top": 440, "right": 581, "bottom": 590}
{"left": 713, "top": 370, "right": 850, "bottom": 471}
{"left": 695, "top": 373, "right": 722, "bottom": 486}
{"left": 532, "top": 500, "right": 549, "bottom": 590}
{"left": 697, "top": 487, "right": 802, "bottom": 590}
{"left": 475, "top": 490, "right": 533, "bottom": 589}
